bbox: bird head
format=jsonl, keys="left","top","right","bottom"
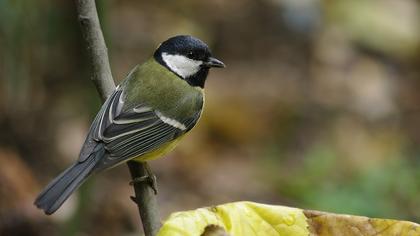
{"left": 154, "top": 35, "right": 225, "bottom": 88}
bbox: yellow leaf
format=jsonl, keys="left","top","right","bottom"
{"left": 304, "top": 210, "right": 420, "bottom": 236}
{"left": 157, "top": 201, "right": 308, "bottom": 236}
{"left": 158, "top": 201, "right": 420, "bottom": 236}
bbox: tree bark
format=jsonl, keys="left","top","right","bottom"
{"left": 75, "top": 0, "right": 160, "bottom": 235}
{"left": 76, "top": 0, "right": 115, "bottom": 99}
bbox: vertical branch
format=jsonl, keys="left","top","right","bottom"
{"left": 128, "top": 162, "right": 161, "bottom": 236}
{"left": 76, "top": 0, "right": 115, "bottom": 100}
{"left": 75, "top": 0, "right": 160, "bottom": 235}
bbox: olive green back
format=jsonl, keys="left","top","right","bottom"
{"left": 122, "top": 58, "right": 204, "bottom": 120}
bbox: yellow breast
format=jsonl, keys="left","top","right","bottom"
{"left": 132, "top": 134, "right": 186, "bottom": 162}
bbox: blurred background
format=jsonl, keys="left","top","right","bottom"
{"left": 0, "top": 0, "right": 419, "bottom": 235}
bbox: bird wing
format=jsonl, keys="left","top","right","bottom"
{"left": 78, "top": 87, "right": 201, "bottom": 170}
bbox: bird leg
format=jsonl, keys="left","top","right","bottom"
{"left": 129, "top": 162, "right": 158, "bottom": 195}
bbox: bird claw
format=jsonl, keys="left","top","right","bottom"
{"left": 149, "top": 174, "right": 158, "bottom": 195}
{"left": 129, "top": 175, "right": 158, "bottom": 194}
{"left": 129, "top": 176, "right": 148, "bottom": 185}
{"left": 129, "top": 163, "right": 158, "bottom": 195}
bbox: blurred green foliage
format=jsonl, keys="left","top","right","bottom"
{"left": 0, "top": 0, "right": 419, "bottom": 235}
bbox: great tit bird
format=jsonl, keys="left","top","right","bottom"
{"left": 35, "top": 35, "right": 225, "bottom": 215}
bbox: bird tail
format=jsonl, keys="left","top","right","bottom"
{"left": 34, "top": 149, "right": 103, "bottom": 215}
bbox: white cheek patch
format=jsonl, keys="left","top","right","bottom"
{"left": 162, "top": 53, "right": 202, "bottom": 78}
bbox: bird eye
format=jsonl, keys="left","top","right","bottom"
{"left": 187, "top": 51, "right": 194, "bottom": 59}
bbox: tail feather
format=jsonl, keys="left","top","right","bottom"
{"left": 35, "top": 149, "right": 103, "bottom": 215}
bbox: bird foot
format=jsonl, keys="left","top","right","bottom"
{"left": 129, "top": 172, "right": 158, "bottom": 195}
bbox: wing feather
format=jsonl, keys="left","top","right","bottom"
{"left": 106, "top": 123, "right": 166, "bottom": 152}
{"left": 79, "top": 87, "right": 202, "bottom": 171}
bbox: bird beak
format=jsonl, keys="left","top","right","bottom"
{"left": 204, "top": 57, "right": 225, "bottom": 68}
